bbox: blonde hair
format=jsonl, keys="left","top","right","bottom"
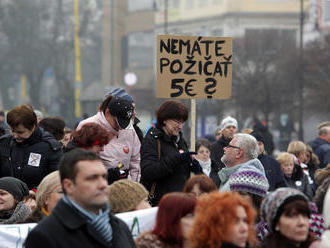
{"left": 276, "top": 152, "right": 294, "bottom": 165}
{"left": 287, "top": 141, "right": 306, "bottom": 156}
{"left": 36, "top": 171, "right": 61, "bottom": 209}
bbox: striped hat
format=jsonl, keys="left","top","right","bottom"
{"left": 228, "top": 169, "right": 269, "bottom": 197}
{"left": 107, "top": 88, "right": 134, "bottom": 103}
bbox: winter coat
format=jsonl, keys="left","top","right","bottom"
{"left": 77, "top": 112, "right": 141, "bottom": 182}
{"left": 24, "top": 199, "right": 136, "bottom": 248}
{"left": 309, "top": 137, "right": 330, "bottom": 168}
{"left": 210, "top": 136, "right": 230, "bottom": 169}
{"left": 23, "top": 208, "right": 46, "bottom": 223}
{"left": 209, "top": 160, "right": 222, "bottom": 188}
{"left": 284, "top": 164, "right": 313, "bottom": 199}
{"left": 133, "top": 117, "right": 144, "bottom": 143}
{"left": 219, "top": 158, "right": 266, "bottom": 192}
{"left": 140, "top": 126, "right": 202, "bottom": 206}
{"left": 258, "top": 154, "right": 287, "bottom": 191}
{"left": 135, "top": 232, "right": 173, "bottom": 248}
{"left": 261, "top": 232, "right": 314, "bottom": 248}
{"left": 0, "top": 127, "right": 62, "bottom": 189}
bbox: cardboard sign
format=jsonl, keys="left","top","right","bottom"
{"left": 157, "top": 35, "right": 232, "bottom": 99}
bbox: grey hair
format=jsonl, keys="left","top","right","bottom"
{"left": 233, "top": 133, "right": 259, "bottom": 159}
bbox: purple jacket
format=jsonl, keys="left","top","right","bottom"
{"left": 77, "top": 112, "right": 141, "bottom": 181}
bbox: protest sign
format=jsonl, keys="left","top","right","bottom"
{"left": 0, "top": 223, "right": 37, "bottom": 248}
{"left": 0, "top": 207, "right": 158, "bottom": 247}
{"left": 157, "top": 35, "right": 232, "bottom": 99}
{"left": 116, "top": 207, "right": 158, "bottom": 238}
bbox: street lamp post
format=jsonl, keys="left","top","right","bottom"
{"left": 298, "top": 0, "right": 304, "bottom": 141}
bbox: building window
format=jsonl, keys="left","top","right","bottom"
{"left": 128, "top": 0, "right": 153, "bottom": 12}
{"left": 128, "top": 32, "right": 153, "bottom": 68}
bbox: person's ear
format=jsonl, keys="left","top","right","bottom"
{"left": 236, "top": 149, "right": 244, "bottom": 159}
{"left": 275, "top": 224, "right": 280, "bottom": 232}
{"left": 62, "top": 179, "right": 74, "bottom": 195}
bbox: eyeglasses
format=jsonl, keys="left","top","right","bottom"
{"left": 226, "top": 144, "right": 241, "bottom": 149}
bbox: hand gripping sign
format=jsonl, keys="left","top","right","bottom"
{"left": 157, "top": 35, "right": 232, "bottom": 99}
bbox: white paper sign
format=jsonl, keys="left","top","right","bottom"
{"left": 0, "top": 207, "right": 158, "bottom": 247}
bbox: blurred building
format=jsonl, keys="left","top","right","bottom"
{"left": 81, "top": 0, "right": 156, "bottom": 132}
{"left": 81, "top": 0, "right": 328, "bottom": 137}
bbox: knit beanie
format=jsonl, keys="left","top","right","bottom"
{"left": 260, "top": 188, "right": 309, "bottom": 231}
{"left": 107, "top": 88, "right": 134, "bottom": 103}
{"left": 228, "top": 170, "right": 269, "bottom": 197}
{"left": 220, "top": 116, "right": 238, "bottom": 131}
{"left": 108, "top": 179, "right": 148, "bottom": 213}
{"left": 0, "top": 177, "right": 29, "bottom": 202}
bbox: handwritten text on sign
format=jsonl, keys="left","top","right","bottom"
{"left": 157, "top": 35, "right": 232, "bottom": 99}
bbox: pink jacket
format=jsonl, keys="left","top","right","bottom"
{"left": 77, "top": 112, "right": 141, "bottom": 181}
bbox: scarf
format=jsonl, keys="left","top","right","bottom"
{"left": 62, "top": 195, "right": 113, "bottom": 243}
{"left": 196, "top": 158, "right": 211, "bottom": 176}
{"left": 0, "top": 201, "right": 31, "bottom": 224}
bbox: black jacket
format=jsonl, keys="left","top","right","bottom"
{"left": 309, "top": 137, "right": 330, "bottom": 168}
{"left": 24, "top": 199, "right": 136, "bottom": 248}
{"left": 284, "top": 164, "right": 313, "bottom": 200}
{"left": 258, "top": 154, "right": 287, "bottom": 191}
{"left": 210, "top": 136, "right": 230, "bottom": 169}
{"left": 133, "top": 117, "right": 144, "bottom": 143}
{"left": 0, "top": 127, "right": 62, "bottom": 189}
{"left": 140, "top": 126, "right": 202, "bottom": 206}
{"left": 209, "top": 160, "right": 222, "bottom": 188}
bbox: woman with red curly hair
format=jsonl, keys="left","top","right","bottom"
{"left": 135, "top": 192, "right": 197, "bottom": 248}
{"left": 65, "top": 123, "right": 111, "bottom": 155}
{"left": 189, "top": 192, "right": 256, "bottom": 248}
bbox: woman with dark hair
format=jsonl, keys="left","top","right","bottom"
{"left": 260, "top": 188, "right": 316, "bottom": 248}
{"left": 195, "top": 138, "right": 221, "bottom": 187}
{"left": 0, "top": 104, "right": 62, "bottom": 189}
{"left": 39, "top": 117, "right": 65, "bottom": 141}
{"left": 135, "top": 192, "right": 197, "bottom": 248}
{"left": 189, "top": 191, "right": 256, "bottom": 248}
{"left": 77, "top": 95, "right": 141, "bottom": 182}
{"left": 182, "top": 174, "right": 217, "bottom": 198}
{"left": 140, "top": 100, "right": 202, "bottom": 206}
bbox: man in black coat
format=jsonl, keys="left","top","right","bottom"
{"left": 25, "top": 149, "right": 136, "bottom": 248}
{"left": 210, "top": 116, "right": 238, "bottom": 169}
{"left": 250, "top": 131, "right": 287, "bottom": 191}
{"left": 0, "top": 105, "right": 62, "bottom": 189}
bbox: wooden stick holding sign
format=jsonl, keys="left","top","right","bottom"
{"left": 190, "top": 99, "right": 196, "bottom": 151}
{"left": 156, "top": 35, "right": 232, "bottom": 150}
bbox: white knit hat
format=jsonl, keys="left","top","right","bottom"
{"left": 220, "top": 116, "right": 238, "bottom": 131}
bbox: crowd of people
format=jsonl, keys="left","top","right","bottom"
{"left": 0, "top": 88, "right": 330, "bottom": 247}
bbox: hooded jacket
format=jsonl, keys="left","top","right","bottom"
{"left": 219, "top": 158, "right": 266, "bottom": 192}
{"left": 77, "top": 112, "right": 141, "bottom": 182}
